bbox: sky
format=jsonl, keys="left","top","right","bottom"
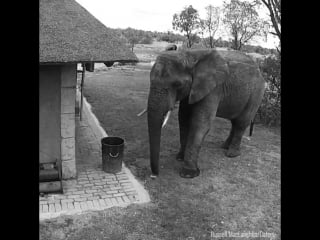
{"left": 75, "top": 0, "right": 279, "bottom": 49}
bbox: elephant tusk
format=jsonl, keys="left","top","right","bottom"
{"left": 162, "top": 111, "right": 171, "bottom": 128}
{"left": 137, "top": 108, "right": 147, "bottom": 117}
{"left": 150, "top": 174, "right": 157, "bottom": 179}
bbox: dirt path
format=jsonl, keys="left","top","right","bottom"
{"left": 40, "top": 66, "right": 280, "bottom": 240}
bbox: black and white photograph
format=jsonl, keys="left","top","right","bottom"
{"left": 39, "top": 0, "right": 281, "bottom": 239}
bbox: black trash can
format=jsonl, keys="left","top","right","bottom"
{"left": 101, "top": 137, "right": 124, "bottom": 173}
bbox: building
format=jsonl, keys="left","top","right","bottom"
{"left": 39, "top": 0, "right": 138, "bottom": 182}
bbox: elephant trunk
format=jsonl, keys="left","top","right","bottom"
{"left": 147, "top": 88, "right": 170, "bottom": 176}
{"left": 147, "top": 109, "right": 163, "bottom": 176}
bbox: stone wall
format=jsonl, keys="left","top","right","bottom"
{"left": 60, "top": 64, "right": 77, "bottom": 179}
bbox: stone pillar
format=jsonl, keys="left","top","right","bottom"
{"left": 60, "top": 64, "right": 77, "bottom": 179}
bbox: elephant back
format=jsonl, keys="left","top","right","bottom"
{"left": 217, "top": 50, "right": 256, "bottom": 66}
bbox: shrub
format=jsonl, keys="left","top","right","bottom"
{"left": 256, "top": 55, "right": 281, "bottom": 127}
{"left": 139, "top": 35, "right": 153, "bottom": 44}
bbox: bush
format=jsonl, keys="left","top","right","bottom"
{"left": 139, "top": 35, "right": 153, "bottom": 44}
{"left": 256, "top": 55, "right": 281, "bottom": 127}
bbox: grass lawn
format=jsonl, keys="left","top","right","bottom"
{"left": 40, "top": 63, "right": 280, "bottom": 240}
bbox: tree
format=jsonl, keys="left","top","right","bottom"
{"left": 258, "top": 0, "right": 281, "bottom": 53}
{"left": 172, "top": 5, "right": 200, "bottom": 48}
{"left": 199, "top": 5, "right": 221, "bottom": 48}
{"left": 140, "top": 34, "right": 153, "bottom": 44}
{"left": 123, "top": 28, "right": 141, "bottom": 52}
{"left": 258, "top": 54, "right": 281, "bottom": 126}
{"left": 222, "top": 0, "right": 268, "bottom": 50}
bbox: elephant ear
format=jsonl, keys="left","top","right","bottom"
{"left": 188, "top": 51, "right": 229, "bottom": 104}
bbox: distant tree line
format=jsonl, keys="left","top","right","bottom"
{"left": 107, "top": 28, "right": 185, "bottom": 52}
{"left": 107, "top": 26, "right": 276, "bottom": 56}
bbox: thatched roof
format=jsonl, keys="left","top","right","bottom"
{"left": 40, "top": 0, "right": 138, "bottom": 64}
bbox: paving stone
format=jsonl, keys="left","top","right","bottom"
{"left": 77, "top": 176, "right": 88, "bottom": 181}
{"left": 87, "top": 174, "right": 100, "bottom": 178}
{"left": 67, "top": 202, "right": 75, "bottom": 210}
{"left": 74, "top": 198, "right": 87, "bottom": 202}
{"left": 82, "top": 193, "right": 93, "bottom": 198}
{"left": 90, "top": 179, "right": 104, "bottom": 184}
{"left": 110, "top": 198, "right": 118, "bottom": 205}
{"left": 74, "top": 202, "right": 82, "bottom": 211}
{"left": 61, "top": 202, "right": 68, "bottom": 211}
{"left": 43, "top": 204, "right": 49, "bottom": 213}
{"left": 64, "top": 188, "right": 78, "bottom": 193}
{"left": 123, "top": 187, "right": 136, "bottom": 192}
{"left": 94, "top": 182, "right": 105, "bottom": 186}
{"left": 49, "top": 204, "right": 56, "bottom": 212}
{"left": 52, "top": 195, "right": 67, "bottom": 200}
{"left": 61, "top": 199, "right": 74, "bottom": 203}
{"left": 116, "top": 176, "right": 129, "bottom": 180}
{"left": 88, "top": 196, "right": 99, "bottom": 200}
{"left": 116, "top": 197, "right": 124, "bottom": 204}
{"left": 100, "top": 194, "right": 113, "bottom": 199}
{"left": 122, "top": 195, "right": 131, "bottom": 203}
{"left": 78, "top": 181, "right": 90, "bottom": 185}
{"left": 93, "top": 177, "right": 102, "bottom": 180}
{"left": 104, "top": 198, "right": 112, "bottom": 206}
{"left": 83, "top": 183, "right": 94, "bottom": 187}
{"left": 120, "top": 182, "right": 133, "bottom": 186}
{"left": 86, "top": 201, "right": 94, "bottom": 209}
{"left": 85, "top": 189, "right": 97, "bottom": 194}
{"left": 105, "top": 190, "right": 118, "bottom": 194}
{"left": 92, "top": 200, "right": 100, "bottom": 209}
{"left": 126, "top": 190, "right": 138, "bottom": 195}
{"left": 113, "top": 193, "right": 125, "bottom": 197}
{"left": 40, "top": 201, "right": 48, "bottom": 205}
{"left": 92, "top": 186, "right": 104, "bottom": 189}
{"left": 80, "top": 201, "right": 88, "bottom": 210}
{"left": 119, "top": 179, "right": 131, "bottom": 185}
{"left": 99, "top": 199, "right": 106, "bottom": 208}
{"left": 47, "top": 200, "right": 61, "bottom": 204}
{"left": 67, "top": 194, "right": 80, "bottom": 199}
{"left": 55, "top": 203, "right": 62, "bottom": 212}
{"left": 106, "top": 181, "right": 118, "bottom": 185}
{"left": 40, "top": 205, "right": 43, "bottom": 213}
{"left": 72, "top": 190, "right": 85, "bottom": 195}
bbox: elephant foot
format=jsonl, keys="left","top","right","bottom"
{"left": 176, "top": 151, "right": 184, "bottom": 162}
{"left": 225, "top": 148, "right": 241, "bottom": 158}
{"left": 221, "top": 141, "right": 230, "bottom": 150}
{"left": 179, "top": 167, "right": 200, "bottom": 178}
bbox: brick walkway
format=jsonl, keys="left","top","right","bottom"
{"left": 39, "top": 97, "right": 150, "bottom": 220}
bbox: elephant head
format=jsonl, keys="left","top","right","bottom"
{"left": 147, "top": 50, "right": 229, "bottom": 176}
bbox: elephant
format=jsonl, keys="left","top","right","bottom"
{"left": 165, "top": 44, "right": 177, "bottom": 51}
{"left": 147, "top": 49, "right": 265, "bottom": 178}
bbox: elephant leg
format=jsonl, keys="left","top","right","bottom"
{"left": 221, "top": 122, "right": 235, "bottom": 149}
{"left": 177, "top": 97, "right": 192, "bottom": 161}
{"left": 180, "top": 94, "right": 219, "bottom": 178}
{"left": 225, "top": 120, "right": 250, "bottom": 157}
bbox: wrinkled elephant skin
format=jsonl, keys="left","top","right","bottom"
{"left": 147, "top": 49, "right": 265, "bottom": 178}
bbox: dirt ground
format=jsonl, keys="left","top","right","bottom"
{"left": 40, "top": 61, "right": 280, "bottom": 240}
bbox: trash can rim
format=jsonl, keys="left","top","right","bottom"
{"left": 101, "top": 136, "right": 124, "bottom": 146}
